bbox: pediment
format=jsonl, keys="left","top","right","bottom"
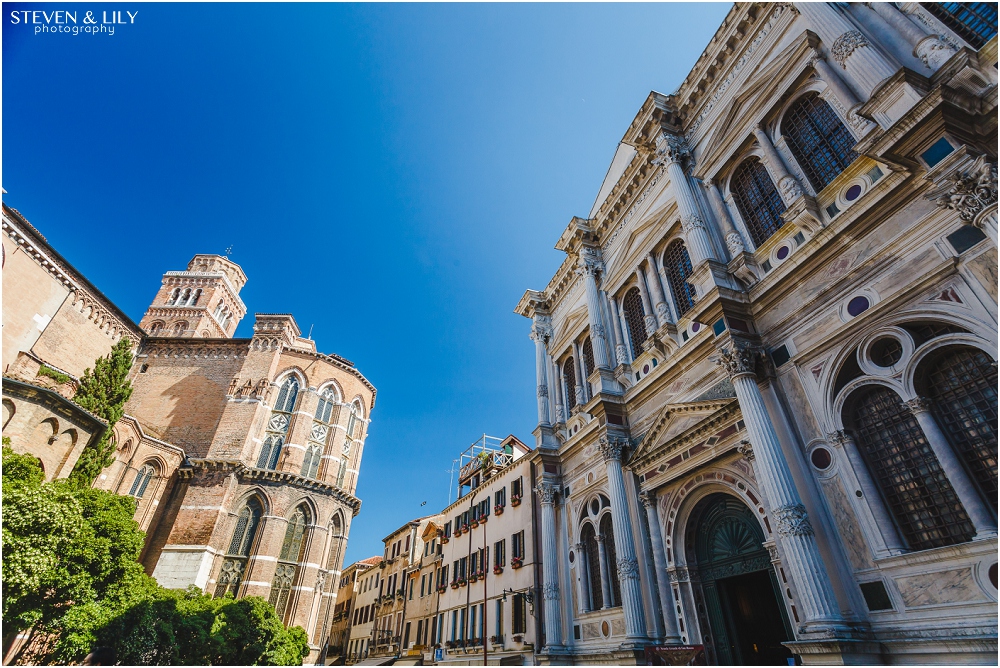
{"left": 629, "top": 398, "right": 738, "bottom": 463}
{"left": 553, "top": 304, "right": 589, "bottom": 347}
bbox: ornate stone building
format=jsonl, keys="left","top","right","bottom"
{"left": 516, "top": 3, "right": 996, "bottom": 665}
{"left": 2, "top": 204, "right": 376, "bottom": 663}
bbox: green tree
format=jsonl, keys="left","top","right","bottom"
{"left": 69, "top": 338, "right": 135, "bottom": 486}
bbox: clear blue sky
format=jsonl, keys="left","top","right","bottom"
{"left": 3, "top": 2, "right": 731, "bottom": 564}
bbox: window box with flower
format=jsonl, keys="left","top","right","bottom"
{"left": 510, "top": 495, "right": 522, "bottom": 507}
{"left": 493, "top": 565, "right": 503, "bottom": 575}
{"left": 512, "top": 634, "right": 524, "bottom": 643}
{"left": 511, "top": 557, "right": 523, "bottom": 569}
{"left": 494, "top": 505, "right": 504, "bottom": 516}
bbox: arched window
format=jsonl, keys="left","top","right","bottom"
{"left": 190, "top": 288, "right": 202, "bottom": 306}
{"left": 782, "top": 93, "right": 857, "bottom": 192}
{"left": 562, "top": 357, "right": 577, "bottom": 411}
{"left": 180, "top": 288, "right": 192, "bottom": 305}
{"left": 149, "top": 321, "right": 165, "bottom": 336}
{"left": 172, "top": 321, "right": 188, "bottom": 336}
{"left": 920, "top": 346, "right": 998, "bottom": 509}
{"left": 922, "top": 2, "right": 997, "bottom": 49}
{"left": 215, "top": 497, "right": 263, "bottom": 597}
{"left": 622, "top": 287, "right": 647, "bottom": 356}
{"left": 599, "top": 514, "right": 621, "bottom": 607}
{"left": 258, "top": 377, "right": 299, "bottom": 470}
{"left": 303, "top": 388, "right": 338, "bottom": 479}
{"left": 271, "top": 505, "right": 310, "bottom": 620}
{"left": 582, "top": 338, "right": 595, "bottom": 378}
{"left": 847, "top": 386, "right": 975, "bottom": 551}
{"left": 167, "top": 288, "right": 180, "bottom": 305}
{"left": 581, "top": 523, "right": 603, "bottom": 610}
{"left": 128, "top": 463, "right": 156, "bottom": 498}
{"left": 731, "top": 158, "right": 786, "bottom": 247}
{"left": 663, "top": 240, "right": 696, "bottom": 317}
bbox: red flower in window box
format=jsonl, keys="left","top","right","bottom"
{"left": 440, "top": 536, "right": 449, "bottom": 545}
{"left": 450, "top": 580, "right": 459, "bottom": 589}
{"left": 493, "top": 565, "right": 503, "bottom": 575}
{"left": 494, "top": 506, "right": 504, "bottom": 516}
{"left": 480, "top": 515, "right": 488, "bottom": 523}
{"left": 510, "top": 495, "right": 522, "bottom": 507}
{"left": 471, "top": 519, "right": 480, "bottom": 528}
{"left": 469, "top": 573, "right": 478, "bottom": 583}
{"left": 511, "top": 557, "right": 523, "bottom": 569}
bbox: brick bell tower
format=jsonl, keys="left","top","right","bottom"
{"left": 139, "top": 254, "right": 248, "bottom": 338}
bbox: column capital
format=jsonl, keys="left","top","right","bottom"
{"left": 716, "top": 341, "right": 763, "bottom": 380}
{"left": 736, "top": 439, "right": 755, "bottom": 461}
{"left": 652, "top": 132, "right": 689, "bottom": 167}
{"left": 773, "top": 503, "right": 815, "bottom": 537}
{"left": 638, "top": 490, "right": 657, "bottom": 509}
{"left": 529, "top": 320, "right": 552, "bottom": 344}
{"left": 825, "top": 429, "right": 854, "bottom": 447}
{"left": 905, "top": 396, "right": 934, "bottom": 414}
{"left": 576, "top": 246, "right": 605, "bottom": 279}
{"left": 534, "top": 481, "right": 559, "bottom": 504}
{"left": 598, "top": 435, "right": 628, "bottom": 462}
{"left": 616, "top": 557, "right": 641, "bottom": 583}
{"left": 830, "top": 29, "right": 870, "bottom": 69}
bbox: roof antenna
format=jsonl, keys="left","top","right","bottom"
{"left": 307, "top": 324, "right": 314, "bottom": 339}
{"left": 223, "top": 245, "right": 233, "bottom": 259}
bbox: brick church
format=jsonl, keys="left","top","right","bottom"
{"left": 2, "top": 203, "right": 375, "bottom": 663}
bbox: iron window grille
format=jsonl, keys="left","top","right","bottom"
{"left": 622, "top": 287, "right": 647, "bottom": 356}
{"left": 922, "top": 2, "right": 997, "bottom": 49}
{"left": 582, "top": 337, "right": 595, "bottom": 377}
{"left": 663, "top": 239, "right": 696, "bottom": 317}
{"left": 731, "top": 158, "right": 786, "bottom": 247}
{"left": 563, "top": 357, "right": 578, "bottom": 410}
{"left": 783, "top": 93, "right": 857, "bottom": 192}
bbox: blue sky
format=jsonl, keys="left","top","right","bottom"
{"left": 3, "top": 2, "right": 731, "bottom": 563}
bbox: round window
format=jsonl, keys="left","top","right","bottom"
{"left": 776, "top": 245, "right": 790, "bottom": 260}
{"left": 870, "top": 337, "right": 903, "bottom": 367}
{"left": 810, "top": 447, "right": 833, "bottom": 470}
{"left": 590, "top": 499, "right": 600, "bottom": 515}
{"left": 847, "top": 296, "right": 870, "bottom": 317}
{"left": 845, "top": 184, "right": 863, "bottom": 201}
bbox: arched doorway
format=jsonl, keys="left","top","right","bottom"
{"left": 689, "top": 493, "right": 792, "bottom": 665}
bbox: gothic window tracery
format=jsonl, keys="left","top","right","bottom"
{"left": 846, "top": 385, "right": 975, "bottom": 551}
{"left": 782, "top": 93, "right": 857, "bottom": 192}
{"left": 622, "top": 287, "right": 647, "bottom": 356}
{"left": 128, "top": 463, "right": 156, "bottom": 498}
{"left": 731, "top": 158, "right": 786, "bottom": 247}
{"left": 258, "top": 376, "right": 299, "bottom": 470}
{"left": 302, "top": 387, "right": 338, "bottom": 479}
{"left": 172, "top": 321, "right": 188, "bottom": 336}
{"left": 270, "top": 505, "right": 310, "bottom": 620}
{"left": 215, "top": 497, "right": 263, "bottom": 598}
{"left": 663, "top": 239, "right": 696, "bottom": 317}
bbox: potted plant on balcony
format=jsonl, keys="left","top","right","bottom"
{"left": 469, "top": 572, "right": 478, "bottom": 583}
{"left": 493, "top": 564, "right": 503, "bottom": 575}
{"left": 471, "top": 517, "right": 480, "bottom": 529}
{"left": 510, "top": 493, "right": 522, "bottom": 507}
{"left": 450, "top": 580, "right": 459, "bottom": 589}
{"left": 458, "top": 576, "right": 467, "bottom": 587}
{"left": 479, "top": 514, "right": 488, "bottom": 524}
{"left": 475, "top": 569, "right": 484, "bottom": 581}
{"left": 494, "top": 504, "right": 504, "bottom": 516}
{"left": 511, "top": 556, "right": 523, "bottom": 569}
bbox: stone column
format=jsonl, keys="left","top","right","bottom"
{"left": 574, "top": 542, "right": 591, "bottom": 613}
{"left": 633, "top": 270, "right": 658, "bottom": 338}
{"left": 705, "top": 179, "right": 746, "bottom": 257}
{"left": 600, "top": 290, "right": 621, "bottom": 363}
{"left": 551, "top": 358, "right": 565, "bottom": 424}
{"left": 867, "top": 2, "right": 955, "bottom": 69}
{"left": 596, "top": 535, "right": 613, "bottom": 609}
{"left": 599, "top": 436, "right": 648, "bottom": 644}
{"left": 530, "top": 316, "right": 553, "bottom": 427}
{"left": 753, "top": 125, "right": 805, "bottom": 204}
{"left": 653, "top": 133, "right": 719, "bottom": 268}
{"left": 608, "top": 296, "right": 630, "bottom": 364}
{"left": 718, "top": 342, "right": 846, "bottom": 633}
{"left": 644, "top": 255, "right": 671, "bottom": 327}
{"left": 536, "top": 482, "right": 565, "bottom": 649}
{"left": 826, "top": 430, "right": 906, "bottom": 555}
{"left": 639, "top": 491, "right": 682, "bottom": 642}
{"left": 810, "top": 53, "right": 863, "bottom": 121}
{"left": 578, "top": 250, "right": 612, "bottom": 370}
{"left": 651, "top": 253, "right": 680, "bottom": 323}
{"left": 905, "top": 398, "right": 998, "bottom": 538}
{"left": 572, "top": 341, "right": 586, "bottom": 405}
{"left": 794, "top": 2, "right": 897, "bottom": 99}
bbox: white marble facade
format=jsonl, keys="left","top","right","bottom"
{"left": 516, "top": 3, "right": 997, "bottom": 665}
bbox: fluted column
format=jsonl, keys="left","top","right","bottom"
{"left": 653, "top": 133, "right": 718, "bottom": 266}
{"left": 536, "top": 482, "right": 564, "bottom": 649}
{"left": 530, "top": 316, "right": 553, "bottom": 427}
{"left": 794, "top": 2, "right": 897, "bottom": 99}
{"left": 599, "top": 435, "right": 648, "bottom": 644}
{"left": 551, "top": 358, "right": 565, "bottom": 424}
{"left": 827, "top": 430, "right": 906, "bottom": 555}
{"left": 810, "top": 53, "right": 863, "bottom": 122}
{"left": 705, "top": 179, "right": 746, "bottom": 257}
{"left": 578, "top": 249, "right": 612, "bottom": 370}
{"left": 651, "top": 254, "right": 680, "bottom": 323}
{"left": 608, "top": 296, "right": 630, "bottom": 365}
{"left": 596, "top": 535, "right": 612, "bottom": 609}
{"left": 905, "top": 398, "right": 997, "bottom": 538}
{"left": 633, "top": 270, "right": 658, "bottom": 337}
{"left": 718, "top": 341, "right": 846, "bottom": 633}
{"left": 639, "top": 491, "right": 681, "bottom": 642}
{"left": 574, "top": 542, "right": 591, "bottom": 613}
{"left": 572, "top": 341, "right": 586, "bottom": 406}
{"left": 644, "top": 255, "right": 670, "bottom": 327}
{"left": 753, "top": 125, "right": 805, "bottom": 204}
{"left": 867, "top": 2, "right": 955, "bottom": 69}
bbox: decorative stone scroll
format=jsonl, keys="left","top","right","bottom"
{"left": 925, "top": 155, "right": 998, "bottom": 226}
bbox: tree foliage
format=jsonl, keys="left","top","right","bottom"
{"left": 69, "top": 338, "right": 135, "bottom": 486}
{"left": 2, "top": 448, "right": 310, "bottom": 665}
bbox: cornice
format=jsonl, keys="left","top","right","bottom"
{"left": 140, "top": 337, "right": 251, "bottom": 359}
{"left": 2, "top": 374, "right": 108, "bottom": 431}
{"left": 278, "top": 347, "right": 376, "bottom": 399}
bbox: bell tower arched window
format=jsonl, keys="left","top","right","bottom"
{"left": 731, "top": 158, "right": 786, "bottom": 247}
{"left": 622, "top": 287, "right": 647, "bottom": 357}
{"left": 663, "top": 240, "right": 696, "bottom": 317}
{"left": 783, "top": 93, "right": 857, "bottom": 192}
{"left": 563, "top": 357, "right": 577, "bottom": 411}
{"left": 216, "top": 497, "right": 263, "bottom": 598}
{"left": 258, "top": 377, "right": 299, "bottom": 470}
{"left": 920, "top": 346, "right": 998, "bottom": 509}
{"left": 847, "top": 386, "right": 975, "bottom": 550}
{"left": 271, "top": 505, "right": 310, "bottom": 620}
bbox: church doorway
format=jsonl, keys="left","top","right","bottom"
{"left": 689, "top": 493, "right": 792, "bottom": 666}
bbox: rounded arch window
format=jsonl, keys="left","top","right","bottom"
{"left": 622, "top": 287, "right": 647, "bottom": 355}
{"left": 663, "top": 239, "right": 696, "bottom": 317}
{"left": 846, "top": 385, "right": 975, "bottom": 550}
{"left": 562, "top": 357, "right": 578, "bottom": 410}
{"left": 782, "top": 92, "right": 857, "bottom": 192}
{"left": 582, "top": 337, "right": 595, "bottom": 378}
{"left": 731, "top": 158, "right": 786, "bottom": 247}
{"left": 580, "top": 522, "right": 603, "bottom": 611}
{"left": 128, "top": 463, "right": 157, "bottom": 498}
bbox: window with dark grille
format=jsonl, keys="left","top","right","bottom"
{"left": 563, "top": 357, "right": 578, "bottom": 410}
{"left": 731, "top": 158, "right": 786, "bottom": 247}
{"left": 901, "top": 321, "right": 969, "bottom": 347}
{"left": 215, "top": 498, "right": 263, "bottom": 598}
{"left": 663, "top": 239, "right": 696, "bottom": 316}
{"left": 922, "top": 2, "right": 998, "bottom": 48}
{"left": 870, "top": 337, "right": 904, "bottom": 367}
{"left": 622, "top": 287, "right": 647, "bottom": 355}
{"left": 581, "top": 522, "right": 603, "bottom": 610}
{"left": 270, "top": 505, "right": 310, "bottom": 620}
{"left": 783, "top": 93, "right": 857, "bottom": 191}
{"left": 923, "top": 347, "right": 998, "bottom": 509}
{"left": 582, "top": 337, "right": 595, "bottom": 377}
{"left": 599, "top": 514, "right": 622, "bottom": 607}
{"left": 848, "top": 386, "right": 975, "bottom": 551}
